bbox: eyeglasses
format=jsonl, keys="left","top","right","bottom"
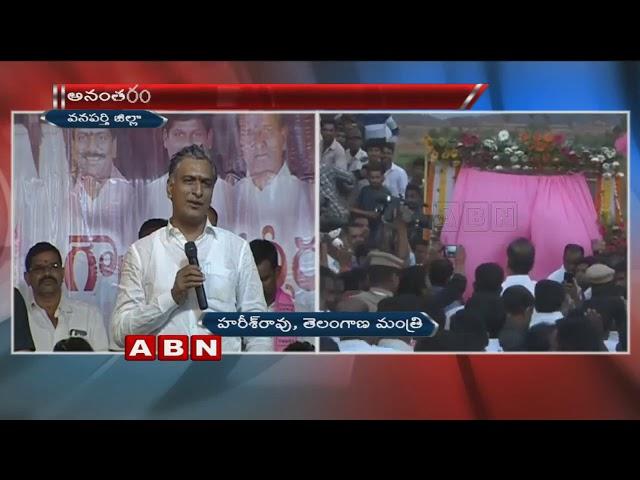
{"left": 29, "top": 263, "right": 62, "bottom": 274}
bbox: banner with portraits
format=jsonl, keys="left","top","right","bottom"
{"left": 13, "top": 113, "right": 316, "bottom": 343}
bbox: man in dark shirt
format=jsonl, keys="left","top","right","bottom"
{"left": 350, "top": 160, "right": 391, "bottom": 245}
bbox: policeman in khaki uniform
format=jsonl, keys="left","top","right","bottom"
{"left": 352, "top": 250, "right": 404, "bottom": 312}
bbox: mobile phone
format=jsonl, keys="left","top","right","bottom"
{"left": 563, "top": 271, "right": 575, "bottom": 283}
{"left": 445, "top": 245, "right": 458, "bottom": 258}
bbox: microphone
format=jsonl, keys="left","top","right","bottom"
{"left": 184, "top": 241, "right": 208, "bottom": 310}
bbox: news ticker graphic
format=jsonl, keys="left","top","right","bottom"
{"left": 125, "top": 335, "right": 222, "bottom": 361}
{"left": 201, "top": 311, "right": 439, "bottom": 338}
{"left": 52, "top": 83, "right": 489, "bottom": 110}
{"left": 42, "top": 110, "right": 167, "bottom": 128}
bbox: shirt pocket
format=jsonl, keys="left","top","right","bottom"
{"left": 203, "top": 264, "right": 236, "bottom": 308}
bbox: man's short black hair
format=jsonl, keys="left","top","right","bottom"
{"left": 249, "top": 239, "right": 279, "bottom": 270}
{"left": 473, "top": 263, "right": 505, "bottom": 294}
{"left": 397, "top": 266, "right": 427, "bottom": 296}
{"left": 449, "top": 309, "right": 489, "bottom": 351}
{"left": 364, "top": 138, "right": 386, "bottom": 151}
{"left": 564, "top": 243, "right": 585, "bottom": 257}
{"left": 557, "top": 310, "right": 606, "bottom": 352}
{"left": 507, "top": 237, "right": 535, "bottom": 275}
{"left": 613, "top": 259, "right": 627, "bottom": 273}
{"left": 502, "top": 285, "right": 534, "bottom": 315}
{"left": 53, "top": 337, "right": 94, "bottom": 352}
{"left": 321, "top": 118, "right": 337, "bottom": 129}
{"left": 164, "top": 114, "right": 211, "bottom": 133}
{"left": 168, "top": 144, "right": 217, "bottom": 179}
{"left": 138, "top": 218, "right": 168, "bottom": 239}
{"left": 405, "top": 183, "right": 421, "bottom": 197}
{"left": 534, "top": 280, "right": 566, "bottom": 313}
{"left": 339, "top": 268, "right": 367, "bottom": 291}
{"left": 283, "top": 341, "right": 315, "bottom": 352}
{"left": 429, "top": 258, "right": 454, "bottom": 287}
{"left": 25, "top": 242, "right": 62, "bottom": 272}
{"left": 368, "top": 265, "right": 399, "bottom": 286}
{"left": 366, "top": 159, "right": 385, "bottom": 175}
{"left": 378, "top": 294, "right": 423, "bottom": 312}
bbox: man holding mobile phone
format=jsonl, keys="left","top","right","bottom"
{"left": 548, "top": 244, "right": 585, "bottom": 284}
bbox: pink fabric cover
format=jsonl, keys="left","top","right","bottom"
{"left": 440, "top": 167, "right": 601, "bottom": 298}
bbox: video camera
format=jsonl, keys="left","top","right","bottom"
{"left": 374, "top": 195, "right": 432, "bottom": 230}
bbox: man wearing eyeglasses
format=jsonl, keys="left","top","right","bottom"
{"left": 22, "top": 242, "right": 108, "bottom": 352}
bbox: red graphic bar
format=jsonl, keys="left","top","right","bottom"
{"left": 57, "top": 83, "right": 488, "bottom": 111}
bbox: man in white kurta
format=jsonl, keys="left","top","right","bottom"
{"left": 233, "top": 114, "right": 316, "bottom": 311}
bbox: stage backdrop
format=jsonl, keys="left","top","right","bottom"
{"left": 13, "top": 113, "right": 316, "bottom": 344}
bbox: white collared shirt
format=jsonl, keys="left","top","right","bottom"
{"left": 383, "top": 162, "right": 409, "bottom": 198}
{"left": 321, "top": 139, "right": 348, "bottom": 171}
{"left": 111, "top": 220, "right": 270, "bottom": 352}
{"left": 605, "top": 331, "right": 619, "bottom": 352}
{"left": 378, "top": 338, "right": 413, "bottom": 352}
{"left": 338, "top": 339, "right": 397, "bottom": 353}
{"left": 233, "top": 162, "right": 315, "bottom": 312}
{"left": 345, "top": 148, "right": 368, "bottom": 172}
{"left": 485, "top": 338, "right": 503, "bottom": 352}
{"left": 28, "top": 295, "right": 109, "bottom": 352}
{"left": 502, "top": 275, "right": 537, "bottom": 296}
{"left": 548, "top": 265, "right": 590, "bottom": 300}
{"left": 547, "top": 266, "right": 566, "bottom": 284}
{"left": 529, "top": 310, "right": 564, "bottom": 328}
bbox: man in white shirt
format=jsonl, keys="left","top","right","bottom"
{"left": 547, "top": 244, "right": 584, "bottom": 283}
{"left": 345, "top": 126, "right": 368, "bottom": 172}
{"left": 320, "top": 118, "right": 348, "bottom": 171}
{"left": 501, "top": 237, "right": 537, "bottom": 296}
{"left": 23, "top": 242, "right": 108, "bottom": 352}
{"left": 338, "top": 337, "right": 398, "bottom": 353}
{"left": 67, "top": 129, "right": 137, "bottom": 332}
{"left": 234, "top": 114, "right": 315, "bottom": 312}
{"left": 529, "top": 280, "right": 567, "bottom": 328}
{"left": 381, "top": 142, "right": 409, "bottom": 198}
{"left": 111, "top": 145, "right": 272, "bottom": 352}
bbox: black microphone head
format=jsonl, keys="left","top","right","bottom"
{"left": 185, "top": 241, "right": 197, "bottom": 259}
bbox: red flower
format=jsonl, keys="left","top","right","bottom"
{"left": 553, "top": 134, "right": 566, "bottom": 145}
{"left": 462, "top": 132, "right": 479, "bottom": 147}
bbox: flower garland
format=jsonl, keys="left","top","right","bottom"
{"left": 423, "top": 128, "right": 625, "bottom": 178}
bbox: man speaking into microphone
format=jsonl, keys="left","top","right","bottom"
{"left": 111, "top": 145, "right": 272, "bottom": 352}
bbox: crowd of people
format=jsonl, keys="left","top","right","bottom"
{"left": 319, "top": 114, "right": 628, "bottom": 353}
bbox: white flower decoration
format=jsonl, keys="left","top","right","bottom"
{"left": 612, "top": 161, "right": 620, "bottom": 168}
{"left": 616, "top": 172, "right": 625, "bottom": 178}
{"left": 512, "top": 164, "right": 522, "bottom": 169}
{"left": 521, "top": 155, "right": 529, "bottom": 162}
{"left": 498, "top": 130, "right": 510, "bottom": 142}
{"left": 590, "top": 157, "right": 600, "bottom": 163}
{"left": 510, "top": 156, "right": 519, "bottom": 163}
{"left": 516, "top": 150, "right": 525, "bottom": 156}
{"left": 597, "top": 155, "right": 605, "bottom": 162}
{"left": 605, "top": 150, "right": 616, "bottom": 159}
{"left": 602, "top": 163, "right": 611, "bottom": 171}
{"left": 602, "top": 172, "right": 613, "bottom": 179}
{"left": 493, "top": 155, "right": 500, "bottom": 161}
{"left": 494, "top": 165, "right": 504, "bottom": 170}
{"left": 552, "top": 157, "right": 560, "bottom": 162}
{"left": 504, "top": 147, "right": 513, "bottom": 155}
